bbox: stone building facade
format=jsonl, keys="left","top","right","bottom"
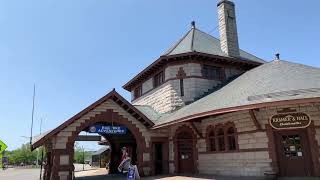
{"left": 32, "top": 0, "right": 320, "bottom": 179}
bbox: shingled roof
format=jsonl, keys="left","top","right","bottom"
{"left": 123, "top": 26, "right": 264, "bottom": 91}
{"left": 163, "top": 27, "right": 265, "bottom": 63}
{"left": 152, "top": 60, "right": 320, "bottom": 128}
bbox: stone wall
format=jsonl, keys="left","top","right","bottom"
{"left": 197, "top": 111, "right": 272, "bottom": 176}
{"left": 196, "top": 103, "right": 320, "bottom": 176}
{"left": 198, "top": 151, "right": 271, "bottom": 176}
{"left": 132, "top": 81, "right": 184, "bottom": 113}
{"left": 132, "top": 63, "right": 228, "bottom": 113}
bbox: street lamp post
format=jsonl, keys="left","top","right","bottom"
{"left": 82, "top": 146, "right": 85, "bottom": 171}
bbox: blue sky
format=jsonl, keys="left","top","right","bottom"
{"left": 1, "top": 0, "right": 319, "bottom": 150}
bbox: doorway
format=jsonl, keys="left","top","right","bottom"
{"left": 275, "top": 129, "right": 313, "bottom": 176}
{"left": 153, "top": 143, "right": 163, "bottom": 175}
{"left": 177, "top": 130, "right": 195, "bottom": 174}
{"left": 151, "top": 138, "right": 169, "bottom": 175}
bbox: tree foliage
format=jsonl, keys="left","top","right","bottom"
{"left": 5, "top": 143, "right": 44, "bottom": 165}
{"left": 73, "top": 142, "right": 92, "bottom": 164}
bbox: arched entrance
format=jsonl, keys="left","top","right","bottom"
{"left": 174, "top": 125, "right": 196, "bottom": 174}
{"left": 31, "top": 90, "right": 154, "bottom": 180}
{"left": 66, "top": 109, "right": 147, "bottom": 177}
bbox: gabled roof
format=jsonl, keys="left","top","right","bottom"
{"left": 152, "top": 60, "right": 320, "bottom": 128}
{"left": 163, "top": 27, "right": 265, "bottom": 64}
{"left": 32, "top": 89, "right": 154, "bottom": 150}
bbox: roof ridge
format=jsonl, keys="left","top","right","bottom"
{"left": 191, "top": 27, "right": 196, "bottom": 52}
{"left": 164, "top": 28, "right": 193, "bottom": 56}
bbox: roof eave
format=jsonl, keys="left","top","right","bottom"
{"left": 123, "top": 51, "right": 263, "bottom": 91}
{"left": 151, "top": 96, "right": 320, "bottom": 129}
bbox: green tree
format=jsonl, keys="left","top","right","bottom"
{"left": 73, "top": 143, "right": 92, "bottom": 164}
{"left": 5, "top": 143, "right": 43, "bottom": 165}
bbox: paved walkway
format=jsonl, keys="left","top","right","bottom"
{"left": 74, "top": 168, "right": 267, "bottom": 180}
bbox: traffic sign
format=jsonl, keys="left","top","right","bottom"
{"left": 0, "top": 140, "right": 7, "bottom": 153}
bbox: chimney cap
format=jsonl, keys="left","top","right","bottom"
{"left": 217, "top": 0, "right": 235, "bottom": 7}
{"left": 191, "top": 21, "right": 196, "bottom": 29}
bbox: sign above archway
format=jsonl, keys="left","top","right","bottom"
{"left": 269, "top": 112, "right": 311, "bottom": 130}
{"left": 89, "top": 125, "right": 127, "bottom": 135}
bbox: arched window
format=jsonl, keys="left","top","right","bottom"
{"left": 208, "top": 130, "right": 216, "bottom": 151}
{"left": 217, "top": 128, "right": 225, "bottom": 151}
{"left": 227, "top": 127, "right": 237, "bottom": 150}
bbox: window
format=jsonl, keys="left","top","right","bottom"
{"left": 153, "top": 71, "right": 164, "bottom": 88}
{"left": 206, "top": 123, "right": 238, "bottom": 153}
{"left": 227, "top": 127, "right": 236, "bottom": 151}
{"left": 134, "top": 85, "right": 142, "bottom": 99}
{"left": 208, "top": 130, "right": 216, "bottom": 151}
{"left": 180, "top": 79, "right": 184, "bottom": 96}
{"left": 202, "top": 65, "right": 223, "bottom": 80}
{"left": 217, "top": 128, "right": 225, "bottom": 151}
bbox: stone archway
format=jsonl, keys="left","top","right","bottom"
{"left": 49, "top": 109, "right": 149, "bottom": 180}
{"left": 32, "top": 90, "right": 154, "bottom": 180}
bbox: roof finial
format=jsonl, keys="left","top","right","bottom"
{"left": 191, "top": 21, "right": 196, "bottom": 29}
{"left": 275, "top": 53, "right": 280, "bottom": 61}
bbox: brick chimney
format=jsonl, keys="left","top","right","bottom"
{"left": 217, "top": 0, "right": 240, "bottom": 57}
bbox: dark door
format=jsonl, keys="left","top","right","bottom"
{"left": 275, "top": 130, "right": 312, "bottom": 176}
{"left": 177, "top": 131, "right": 194, "bottom": 174}
{"left": 153, "top": 143, "right": 163, "bottom": 175}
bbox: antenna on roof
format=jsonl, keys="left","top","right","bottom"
{"left": 275, "top": 53, "right": 280, "bottom": 61}
{"left": 191, "top": 21, "right": 196, "bottom": 29}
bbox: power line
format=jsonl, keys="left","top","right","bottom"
{"left": 208, "top": 25, "right": 219, "bottom": 35}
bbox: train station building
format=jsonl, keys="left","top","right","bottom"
{"left": 32, "top": 0, "right": 320, "bottom": 179}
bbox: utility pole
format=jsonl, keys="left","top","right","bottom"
{"left": 36, "top": 118, "right": 43, "bottom": 166}
{"left": 30, "top": 84, "right": 36, "bottom": 148}
{"left": 82, "top": 145, "right": 85, "bottom": 171}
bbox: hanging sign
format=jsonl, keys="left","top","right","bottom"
{"left": 89, "top": 125, "right": 127, "bottom": 134}
{"left": 269, "top": 112, "right": 311, "bottom": 130}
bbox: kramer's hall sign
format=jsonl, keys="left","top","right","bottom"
{"left": 270, "top": 112, "right": 311, "bottom": 129}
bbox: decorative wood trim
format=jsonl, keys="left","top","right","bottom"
{"left": 249, "top": 109, "right": 262, "bottom": 130}
{"left": 176, "top": 67, "right": 187, "bottom": 79}
{"left": 189, "top": 122, "right": 203, "bottom": 138}
{"left": 32, "top": 90, "right": 154, "bottom": 150}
